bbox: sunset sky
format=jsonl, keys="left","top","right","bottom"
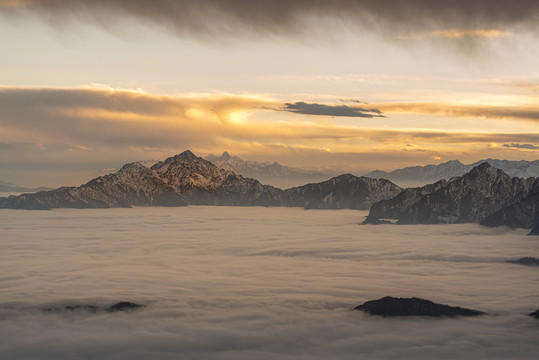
{"left": 1, "top": 0, "right": 539, "bottom": 187}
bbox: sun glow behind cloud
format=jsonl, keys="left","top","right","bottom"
{"left": 0, "top": 85, "right": 538, "bottom": 186}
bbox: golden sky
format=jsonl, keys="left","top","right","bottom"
{"left": 1, "top": 1, "right": 538, "bottom": 186}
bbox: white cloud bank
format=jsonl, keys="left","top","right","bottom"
{"left": 1, "top": 207, "right": 538, "bottom": 359}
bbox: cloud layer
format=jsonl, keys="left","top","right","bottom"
{"left": 2, "top": 87, "right": 538, "bottom": 153}
{"left": 1, "top": 207, "right": 538, "bottom": 359}
{"left": 1, "top": 86, "right": 537, "bottom": 186}
{"left": 379, "top": 102, "right": 539, "bottom": 123}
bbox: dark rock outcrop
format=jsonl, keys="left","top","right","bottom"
{"left": 529, "top": 310, "right": 539, "bottom": 318}
{"left": 366, "top": 163, "right": 535, "bottom": 225}
{"left": 355, "top": 296, "right": 485, "bottom": 317}
{"left": 506, "top": 257, "right": 539, "bottom": 266}
{"left": 43, "top": 302, "right": 144, "bottom": 313}
{"left": 107, "top": 302, "right": 144, "bottom": 312}
{"left": 284, "top": 174, "right": 402, "bottom": 210}
{"left": 64, "top": 305, "right": 99, "bottom": 312}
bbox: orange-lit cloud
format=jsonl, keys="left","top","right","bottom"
{"left": 1, "top": 87, "right": 537, "bottom": 148}
{"left": 1, "top": 86, "right": 538, "bottom": 186}
{"left": 378, "top": 102, "right": 539, "bottom": 123}
{"left": 431, "top": 29, "right": 509, "bottom": 39}
{"left": 394, "top": 29, "right": 510, "bottom": 40}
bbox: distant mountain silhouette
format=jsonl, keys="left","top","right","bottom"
{"left": 365, "top": 159, "right": 539, "bottom": 188}
{"left": 206, "top": 151, "right": 332, "bottom": 189}
{"left": 0, "top": 180, "right": 51, "bottom": 193}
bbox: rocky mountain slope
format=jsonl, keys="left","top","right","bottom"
{"left": 284, "top": 174, "right": 402, "bottom": 210}
{"left": 480, "top": 179, "right": 539, "bottom": 230}
{"left": 366, "top": 163, "right": 536, "bottom": 225}
{"left": 0, "top": 151, "right": 284, "bottom": 209}
{"left": 365, "top": 159, "right": 539, "bottom": 188}
{"left": 205, "top": 151, "right": 331, "bottom": 189}
{"left": 149, "top": 151, "right": 284, "bottom": 206}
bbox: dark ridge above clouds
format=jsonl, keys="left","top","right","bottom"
{"left": 3, "top": 1, "right": 539, "bottom": 41}
{"left": 283, "top": 102, "right": 384, "bottom": 118}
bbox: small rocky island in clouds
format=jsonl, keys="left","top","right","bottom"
{"left": 355, "top": 296, "right": 485, "bottom": 317}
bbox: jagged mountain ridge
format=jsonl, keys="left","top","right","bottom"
{"left": 0, "top": 151, "right": 402, "bottom": 210}
{"left": 284, "top": 174, "right": 402, "bottom": 210}
{"left": 205, "top": 151, "right": 332, "bottom": 189}
{"left": 365, "top": 159, "right": 539, "bottom": 187}
{"left": 150, "top": 151, "right": 284, "bottom": 206}
{"left": 207, "top": 152, "right": 539, "bottom": 189}
{"left": 0, "top": 161, "right": 186, "bottom": 209}
{"left": 480, "top": 179, "right": 539, "bottom": 230}
{"left": 366, "top": 163, "right": 536, "bottom": 225}
{"left": 0, "top": 151, "right": 285, "bottom": 209}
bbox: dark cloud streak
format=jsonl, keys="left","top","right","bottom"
{"left": 283, "top": 101, "right": 384, "bottom": 118}
{"left": 503, "top": 143, "right": 539, "bottom": 150}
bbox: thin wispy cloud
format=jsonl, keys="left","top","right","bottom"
{"left": 378, "top": 102, "right": 539, "bottom": 123}
{"left": 503, "top": 143, "right": 539, "bottom": 150}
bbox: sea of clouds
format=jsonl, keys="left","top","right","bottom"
{"left": 1, "top": 206, "right": 538, "bottom": 359}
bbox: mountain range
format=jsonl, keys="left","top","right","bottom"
{"left": 365, "top": 163, "right": 538, "bottom": 232}
{"left": 365, "top": 159, "right": 539, "bottom": 188}
{"left": 205, "top": 151, "right": 331, "bottom": 189}
{"left": 0, "top": 151, "right": 401, "bottom": 211}
{"left": 0, "top": 180, "right": 51, "bottom": 193}
{"left": 208, "top": 152, "right": 539, "bottom": 189}
{"left": 5, "top": 154, "right": 538, "bottom": 194}
{"left": 2, "top": 150, "right": 537, "bottom": 234}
